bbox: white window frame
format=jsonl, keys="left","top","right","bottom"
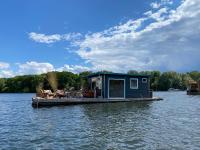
{"left": 130, "top": 78, "right": 138, "bottom": 89}
{"left": 142, "top": 78, "right": 147, "bottom": 83}
{"left": 108, "top": 78, "right": 125, "bottom": 99}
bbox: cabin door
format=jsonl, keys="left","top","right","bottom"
{"left": 108, "top": 79, "right": 125, "bottom": 99}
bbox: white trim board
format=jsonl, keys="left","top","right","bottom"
{"left": 130, "top": 78, "right": 138, "bottom": 89}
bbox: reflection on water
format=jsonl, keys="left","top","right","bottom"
{"left": 81, "top": 102, "right": 152, "bottom": 150}
{"left": 0, "top": 92, "right": 200, "bottom": 149}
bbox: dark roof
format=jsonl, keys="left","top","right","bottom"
{"left": 87, "top": 72, "right": 150, "bottom": 78}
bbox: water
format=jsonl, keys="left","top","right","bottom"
{"left": 0, "top": 92, "right": 200, "bottom": 150}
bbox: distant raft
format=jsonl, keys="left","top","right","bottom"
{"left": 187, "top": 80, "right": 200, "bottom": 95}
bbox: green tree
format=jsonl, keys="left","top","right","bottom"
{"left": 127, "top": 70, "right": 139, "bottom": 75}
{"left": 0, "top": 70, "right": 199, "bottom": 93}
{"left": 149, "top": 71, "right": 161, "bottom": 91}
{"left": 188, "top": 71, "right": 200, "bottom": 81}
{"left": 0, "top": 78, "right": 6, "bottom": 92}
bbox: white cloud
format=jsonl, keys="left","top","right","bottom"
{"left": 25, "top": 0, "right": 200, "bottom": 73}
{"left": 144, "top": 8, "right": 169, "bottom": 21}
{"left": 29, "top": 32, "right": 62, "bottom": 44}
{"left": 151, "top": 0, "right": 173, "bottom": 9}
{"left": 0, "top": 61, "right": 92, "bottom": 78}
{"left": 17, "top": 61, "right": 55, "bottom": 75}
{"left": 57, "top": 64, "right": 90, "bottom": 73}
{"left": 0, "top": 62, "right": 10, "bottom": 69}
{"left": 63, "top": 33, "right": 82, "bottom": 41}
{"left": 0, "top": 70, "right": 14, "bottom": 78}
{"left": 74, "top": 0, "right": 200, "bottom": 72}
{"left": 0, "top": 62, "right": 13, "bottom": 78}
{"left": 161, "top": 0, "right": 173, "bottom": 5}
{"left": 151, "top": 2, "right": 161, "bottom": 9}
{"left": 29, "top": 32, "right": 82, "bottom": 44}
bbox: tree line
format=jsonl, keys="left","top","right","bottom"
{"left": 128, "top": 70, "right": 200, "bottom": 91}
{"left": 0, "top": 71, "right": 200, "bottom": 93}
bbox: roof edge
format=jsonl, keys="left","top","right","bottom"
{"left": 87, "top": 72, "right": 151, "bottom": 78}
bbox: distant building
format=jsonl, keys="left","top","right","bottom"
{"left": 87, "top": 72, "right": 152, "bottom": 99}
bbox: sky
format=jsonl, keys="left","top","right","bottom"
{"left": 0, "top": 0, "right": 200, "bottom": 77}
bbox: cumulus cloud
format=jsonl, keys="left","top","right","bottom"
{"left": 73, "top": 0, "right": 200, "bottom": 72}
{"left": 151, "top": 0, "right": 173, "bottom": 9}
{"left": 29, "top": 32, "right": 82, "bottom": 44}
{"left": 0, "top": 61, "right": 92, "bottom": 78}
{"left": 151, "top": 2, "right": 161, "bottom": 9}
{"left": 0, "top": 61, "right": 93, "bottom": 78}
{"left": 63, "top": 33, "right": 82, "bottom": 41}
{"left": 29, "top": 32, "right": 62, "bottom": 44}
{"left": 144, "top": 8, "right": 169, "bottom": 21}
{"left": 0, "top": 62, "right": 14, "bottom": 78}
{"left": 0, "top": 70, "right": 14, "bottom": 78}
{"left": 0, "top": 62, "right": 10, "bottom": 69}
{"left": 26, "top": 0, "right": 200, "bottom": 73}
{"left": 57, "top": 64, "right": 90, "bottom": 73}
{"left": 17, "top": 61, "right": 55, "bottom": 75}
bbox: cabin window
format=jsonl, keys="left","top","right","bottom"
{"left": 142, "top": 78, "right": 147, "bottom": 83}
{"left": 130, "top": 78, "right": 138, "bottom": 89}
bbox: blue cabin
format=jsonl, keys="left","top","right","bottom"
{"left": 87, "top": 72, "right": 152, "bottom": 99}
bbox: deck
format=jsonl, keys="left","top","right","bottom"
{"left": 32, "top": 97, "right": 163, "bottom": 108}
{"left": 187, "top": 91, "right": 200, "bottom": 95}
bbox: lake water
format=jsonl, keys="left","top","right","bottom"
{"left": 0, "top": 92, "right": 200, "bottom": 150}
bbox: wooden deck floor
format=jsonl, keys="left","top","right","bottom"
{"left": 32, "top": 97, "right": 163, "bottom": 108}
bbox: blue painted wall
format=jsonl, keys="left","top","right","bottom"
{"left": 104, "top": 74, "right": 150, "bottom": 98}
{"left": 89, "top": 73, "right": 151, "bottom": 98}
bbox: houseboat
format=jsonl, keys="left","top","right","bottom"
{"left": 187, "top": 80, "right": 200, "bottom": 95}
{"left": 87, "top": 72, "right": 153, "bottom": 99}
{"left": 32, "top": 72, "right": 162, "bottom": 107}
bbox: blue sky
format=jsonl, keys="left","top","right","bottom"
{"left": 0, "top": 0, "right": 200, "bottom": 77}
{"left": 0, "top": 0, "right": 150, "bottom": 66}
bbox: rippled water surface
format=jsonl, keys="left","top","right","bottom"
{"left": 0, "top": 92, "right": 200, "bottom": 150}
